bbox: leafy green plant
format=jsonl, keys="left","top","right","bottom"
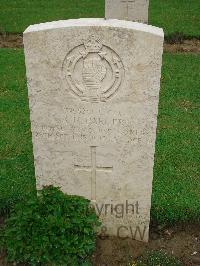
{"left": 136, "top": 250, "right": 182, "bottom": 266}
{"left": 0, "top": 186, "right": 100, "bottom": 265}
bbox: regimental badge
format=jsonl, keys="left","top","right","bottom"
{"left": 62, "top": 35, "right": 124, "bottom": 103}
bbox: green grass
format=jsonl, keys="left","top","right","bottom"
{"left": 0, "top": 49, "right": 200, "bottom": 224}
{"left": 152, "top": 53, "right": 200, "bottom": 224}
{"left": 136, "top": 250, "right": 182, "bottom": 266}
{"left": 0, "top": 0, "right": 199, "bottom": 37}
{"left": 149, "top": 0, "right": 200, "bottom": 38}
{"left": 0, "top": 49, "right": 35, "bottom": 211}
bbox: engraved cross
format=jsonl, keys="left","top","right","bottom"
{"left": 121, "top": 0, "right": 135, "bottom": 19}
{"left": 74, "top": 146, "right": 113, "bottom": 201}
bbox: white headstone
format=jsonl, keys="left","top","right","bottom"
{"left": 24, "top": 19, "right": 163, "bottom": 242}
{"left": 105, "top": 0, "right": 149, "bottom": 23}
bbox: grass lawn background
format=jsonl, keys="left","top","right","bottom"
{"left": 0, "top": 0, "right": 199, "bottom": 37}
{"left": 0, "top": 48, "right": 199, "bottom": 224}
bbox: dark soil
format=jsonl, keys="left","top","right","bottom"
{"left": 0, "top": 33, "right": 23, "bottom": 48}
{"left": 164, "top": 39, "right": 200, "bottom": 53}
{"left": 0, "top": 33, "right": 200, "bottom": 53}
{"left": 92, "top": 223, "right": 200, "bottom": 266}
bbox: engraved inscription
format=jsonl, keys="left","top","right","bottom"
{"left": 62, "top": 35, "right": 124, "bottom": 103}
{"left": 31, "top": 105, "right": 154, "bottom": 145}
{"left": 74, "top": 146, "right": 113, "bottom": 200}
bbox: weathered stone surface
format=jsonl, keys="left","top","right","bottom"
{"left": 105, "top": 0, "right": 149, "bottom": 23}
{"left": 24, "top": 18, "right": 164, "bottom": 242}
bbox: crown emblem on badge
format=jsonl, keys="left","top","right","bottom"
{"left": 84, "top": 35, "right": 102, "bottom": 53}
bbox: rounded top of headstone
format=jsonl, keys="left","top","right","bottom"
{"left": 23, "top": 18, "right": 164, "bottom": 38}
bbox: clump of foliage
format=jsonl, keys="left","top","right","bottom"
{"left": 136, "top": 250, "right": 182, "bottom": 266}
{"left": 0, "top": 186, "right": 100, "bottom": 265}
